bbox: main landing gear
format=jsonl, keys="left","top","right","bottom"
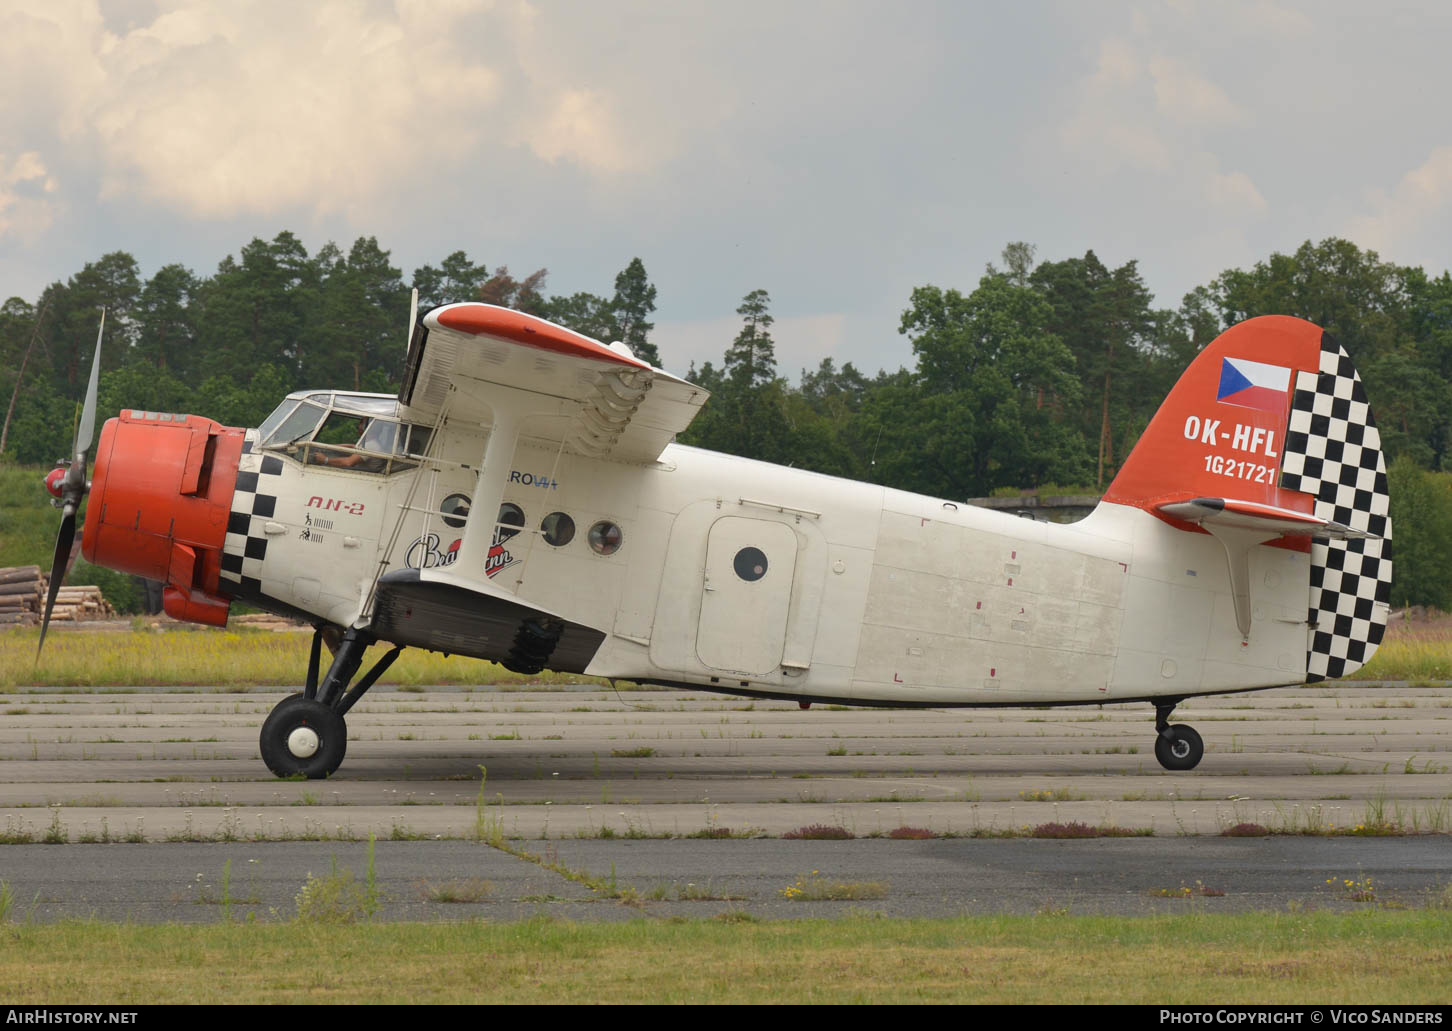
{"left": 259, "top": 627, "right": 402, "bottom": 779}
{"left": 1152, "top": 699, "right": 1204, "bottom": 772}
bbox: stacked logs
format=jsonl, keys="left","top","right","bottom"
{"left": 0, "top": 566, "right": 115, "bottom": 629}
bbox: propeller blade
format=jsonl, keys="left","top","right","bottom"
{"left": 36, "top": 506, "right": 77, "bottom": 659}
{"left": 74, "top": 310, "right": 103, "bottom": 459}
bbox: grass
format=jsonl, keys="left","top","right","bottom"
{"left": 1359, "top": 636, "right": 1452, "bottom": 681}
{"left": 0, "top": 911, "right": 1447, "bottom": 1003}
{"left": 4, "top": 628, "right": 606, "bottom": 689}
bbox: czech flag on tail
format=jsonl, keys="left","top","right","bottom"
{"left": 1217, "top": 357, "right": 1291, "bottom": 413}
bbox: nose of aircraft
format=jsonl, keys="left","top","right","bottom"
{"left": 81, "top": 411, "right": 247, "bottom": 625}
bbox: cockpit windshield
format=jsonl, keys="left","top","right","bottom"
{"left": 262, "top": 401, "right": 326, "bottom": 447}
{"left": 256, "top": 390, "right": 428, "bottom": 475}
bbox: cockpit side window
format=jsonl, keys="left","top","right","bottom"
{"left": 256, "top": 400, "right": 299, "bottom": 444}
{"left": 306, "top": 414, "right": 404, "bottom": 474}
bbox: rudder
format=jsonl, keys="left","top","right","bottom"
{"left": 1279, "top": 340, "right": 1392, "bottom": 681}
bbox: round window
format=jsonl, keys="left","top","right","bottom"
{"left": 588, "top": 521, "right": 623, "bottom": 556}
{"left": 733, "top": 547, "right": 768, "bottom": 582}
{"left": 541, "top": 512, "right": 575, "bottom": 547}
{"left": 497, "top": 502, "right": 525, "bottom": 542}
{"left": 440, "top": 493, "right": 471, "bottom": 528}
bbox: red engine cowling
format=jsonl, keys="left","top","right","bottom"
{"left": 81, "top": 411, "right": 246, "bottom": 626}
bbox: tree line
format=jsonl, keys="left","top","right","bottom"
{"left": 4, "top": 233, "right": 1452, "bottom": 607}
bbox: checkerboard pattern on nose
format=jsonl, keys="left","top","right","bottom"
{"left": 1278, "top": 336, "right": 1392, "bottom": 682}
{"left": 219, "top": 452, "right": 284, "bottom": 596}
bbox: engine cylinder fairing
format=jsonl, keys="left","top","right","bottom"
{"left": 81, "top": 411, "right": 246, "bottom": 625}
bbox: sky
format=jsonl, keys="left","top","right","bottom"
{"left": 3, "top": 0, "right": 1452, "bottom": 381}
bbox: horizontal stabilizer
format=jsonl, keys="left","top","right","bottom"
{"left": 1155, "top": 497, "right": 1380, "bottom": 540}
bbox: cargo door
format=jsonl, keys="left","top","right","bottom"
{"left": 696, "top": 517, "right": 798, "bottom": 675}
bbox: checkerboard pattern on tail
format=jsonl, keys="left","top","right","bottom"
{"left": 219, "top": 452, "right": 284, "bottom": 597}
{"left": 1279, "top": 336, "right": 1392, "bottom": 682}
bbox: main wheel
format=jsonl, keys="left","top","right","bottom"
{"left": 1154, "top": 724, "right": 1204, "bottom": 771}
{"left": 260, "top": 693, "right": 347, "bottom": 779}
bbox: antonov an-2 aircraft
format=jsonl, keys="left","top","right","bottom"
{"left": 40, "top": 304, "right": 1391, "bottom": 778}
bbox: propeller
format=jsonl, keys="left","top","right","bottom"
{"left": 37, "top": 310, "right": 104, "bottom": 658}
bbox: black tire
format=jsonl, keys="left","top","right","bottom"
{"left": 1154, "top": 724, "right": 1204, "bottom": 771}
{"left": 259, "top": 693, "right": 347, "bottom": 779}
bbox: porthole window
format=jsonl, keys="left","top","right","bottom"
{"left": 588, "top": 520, "right": 623, "bottom": 556}
{"left": 541, "top": 512, "right": 575, "bottom": 547}
{"left": 733, "top": 547, "right": 768, "bottom": 582}
{"left": 440, "top": 494, "right": 471, "bottom": 528}
{"left": 498, "top": 502, "right": 525, "bottom": 542}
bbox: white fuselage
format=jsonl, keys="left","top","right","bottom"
{"left": 243, "top": 432, "right": 1312, "bottom": 707}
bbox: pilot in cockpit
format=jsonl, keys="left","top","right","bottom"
{"left": 311, "top": 417, "right": 392, "bottom": 471}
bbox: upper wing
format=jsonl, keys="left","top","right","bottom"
{"left": 398, "top": 303, "right": 709, "bottom": 464}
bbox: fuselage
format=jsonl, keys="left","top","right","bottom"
{"left": 226, "top": 421, "right": 1311, "bottom": 708}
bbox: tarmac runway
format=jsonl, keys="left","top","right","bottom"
{"left": 0, "top": 682, "right": 1447, "bottom": 921}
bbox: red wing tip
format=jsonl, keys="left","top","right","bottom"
{"left": 431, "top": 303, "right": 649, "bottom": 369}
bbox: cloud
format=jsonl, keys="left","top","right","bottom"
{"left": 86, "top": 2, "right": 505, "bottom": 218}
{"left": 0, "top": 0, "right": 690, "bottom": 222}
{"left": 1148, "top": 57, "right": 1243, "bottom": 125}
{"left": 527, "top": 89, "right": 649, "bottom": 175}
{"left": 1349, "top": 146, "right": 1452, "bottom": 254}
{"left": 0, "top": 151, "right": 59, "bottom": 239}
{"left": 1207, "top": 169, "right": 1266, "bottom": 214}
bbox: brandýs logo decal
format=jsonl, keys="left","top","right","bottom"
{"left": 404, "top": 523, "right": 521, "bottom": 576}
{"left": 485, "top": 522, "right": 520, "bottom": 578}
{"left": 405, "top": 533, "right": 462, "bottom": 569}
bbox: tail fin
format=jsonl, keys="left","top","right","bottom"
{"left": 1104, "top": 315, "right": 1391, "bottom": 682}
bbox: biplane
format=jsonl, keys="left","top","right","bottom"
{"left": 41, "top": 304, "right": 1392, "bottom": 777}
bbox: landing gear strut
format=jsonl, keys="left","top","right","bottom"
{"left": 1152, "top": 699, "right": 1204, "bottom": 771}
{"left": 258, "top": 627, "right": 402, "bottom": 779}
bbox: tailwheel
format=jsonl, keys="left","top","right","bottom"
{"left": 1152, "top": 700, "right": 1204, "bottom": 771}
{"left": 260, "top": 694, "right": 347, "bottom": 779}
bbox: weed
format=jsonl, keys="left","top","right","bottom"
{"left": 473, "top": 766, "right": 505, "bottom": 846}
{"left": 782, "top": 824, "right": 854, "bottom": 840}
{"left": 1018, "top": 787, "right": 1087, "bottom": 802}
{"left": 420, "top": 878, "right": 494, "bottom": 903}
{"left": 685, "top": 826, "right": 753, "bottom": 839}
{"left": 1149, "top": 881, "right": 1226, "bottom": 899}
{"left": 887, "top": 826, "right": 937, "bottom": 840}
{"left": 1326, "top": 876, "right": 1377, "bottom": 903}
{"left": 1404, "top": 755, "right": 1449, "bottom": 775}
{"left": 294, "top": 836, "right": 381, "bottom": 923}
{"left": 0, "top": 880, "right": 12, "bottom": 922}
{"left": 826, "top": 745, "right": 847, "bottom": 756}
{"left": 656, "top": 879, "right": 747, "bottom": 901}
{"left": 1031, "top": 822, "right": 1148, "bottom": 839}
{"left": 42, "top": 809, "right": 66, "bottom": 845}
{"left": 779, "top": 870, "right": 888, "bottom": 901}
{"left": 713, "top": 909, "right": 759, "bottom": 923}
{"left": 1221, "top": 822, "right": 1270, "bottom": 837}
{"left": 610, "top": 747, "right": 655, "bottom": 758}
